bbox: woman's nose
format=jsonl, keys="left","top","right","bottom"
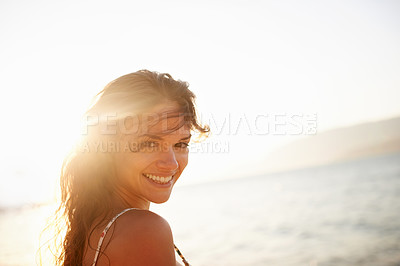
{"left": 156, "top": 146, "right": 179, "bottom": 171}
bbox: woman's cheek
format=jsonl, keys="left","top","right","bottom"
{"left": 178, "top": 152, "right": 189, "bottom": 170}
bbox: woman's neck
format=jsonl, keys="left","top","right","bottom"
{"left": 112, "top": 192, "right": 150, "bottom": 210}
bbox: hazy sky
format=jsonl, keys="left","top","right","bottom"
{"left": 0, "top": 0, "right": 399, "bottom": 206}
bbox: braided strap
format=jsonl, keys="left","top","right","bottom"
{"left": 174, "top": 244, "right": 190, "bottom": 266}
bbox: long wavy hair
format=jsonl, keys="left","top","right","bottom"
{"left": 41, "top": 70, "right": 209, "bottom": 265}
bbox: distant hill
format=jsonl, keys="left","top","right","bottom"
{"left": 264, "top": 116, "right": 400, "bottom": 172}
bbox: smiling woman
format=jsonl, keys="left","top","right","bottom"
{"left": 42, "top": 70, "right": 209, "bottom": 266}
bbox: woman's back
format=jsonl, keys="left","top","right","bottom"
{"left": 83, "top": 209, "right": 177, "bottom": 266}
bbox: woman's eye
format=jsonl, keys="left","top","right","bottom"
{"left": 144, "top": 141, "right": 158, "bottom": 147}
{"left": 175, "top": 142, "right": 189, "bottom": 149}
{"left": 139, "top": 141, "right": 159, "bottom": 151}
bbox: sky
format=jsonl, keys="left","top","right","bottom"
{"left": 0, "top": 0, "right": 399, "bottom": 207}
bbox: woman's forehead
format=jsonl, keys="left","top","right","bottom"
{"left": 141, "top": 116, "right": 190, "bottom": 135}
{"left": 150, "top": 101, "right": 180, "bottom": 114}
{"left": 139, "top": 101, "right": 189, "bottom": 134}
{"left": 119, "top": 101, "right": 191, "bottom": 138}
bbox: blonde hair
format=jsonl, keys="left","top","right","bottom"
{"left": 43, "top": 70, "right": 209, "bottom": 265}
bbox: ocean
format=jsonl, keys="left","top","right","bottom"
{"left": 1, "top": 152, "right": 400, "bottom": 265}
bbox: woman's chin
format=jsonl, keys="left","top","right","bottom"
{"left": 148, "top": 188, "right": 174, "bottom": 204}
{"left": 150, "top": 195, "right": 171, "bottom": 204}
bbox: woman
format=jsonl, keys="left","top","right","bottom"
{"left": 52, "top": 70, "right": 209, "bottom": 265}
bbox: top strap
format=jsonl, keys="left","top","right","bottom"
{"left": 92, "top": 208, "right": 139, "bottom": 266}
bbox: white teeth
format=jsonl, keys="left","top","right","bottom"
{"left": 144, "top": 174, "right": 173, "bottom": 184}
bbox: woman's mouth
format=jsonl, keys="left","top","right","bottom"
{"left": 143, "top": 173, "right": 174, "bottom": 185}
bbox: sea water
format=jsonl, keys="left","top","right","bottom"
{"left": 156, "top": 152, "right": 400, "bottom": 266}
{"left": 1, "top": 152, "right": 400, "bottom": 265}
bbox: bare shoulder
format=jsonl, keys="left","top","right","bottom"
{"left": 97, "top": 209, "right": 176, "bottom": 266}
{"left": 116, "top": 209, "right": 173, "bottom": 239}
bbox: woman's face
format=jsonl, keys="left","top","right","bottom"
{"left": 113, "top": 102, "right": 190, "bottom": 206}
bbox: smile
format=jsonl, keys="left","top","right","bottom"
{"left": 143, "top": 173, "right": 174, "bottom": 184}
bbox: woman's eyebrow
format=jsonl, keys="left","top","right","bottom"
{"left": 138, "top": 134, "right": 191, "bottom": 140}
{"left": 180, "top": 134, "right": 192, "bottom": 140}
{"left": 138, "top": 134, "right": 164, "bottom": 140}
